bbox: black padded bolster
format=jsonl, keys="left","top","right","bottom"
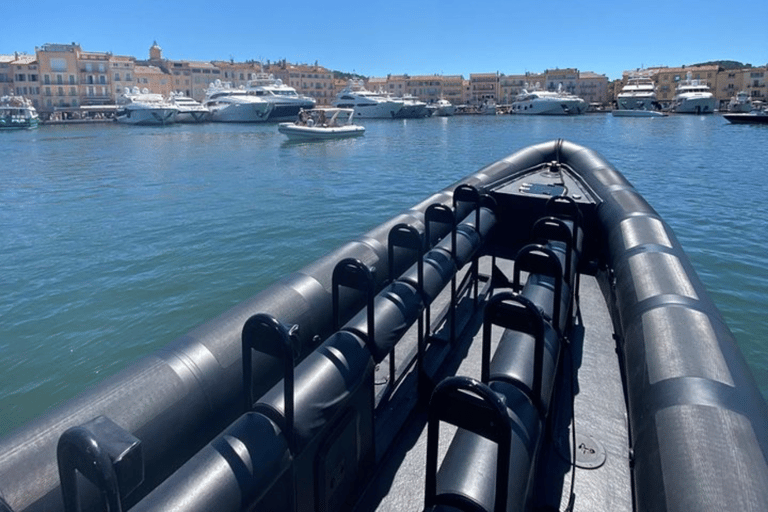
{"left": 521, "top": 274, "right": 572, "bottom": 334}
{"left": 430, "top": 382, "right": 540, "bottom": 512}
{"left": 488, "top": 321, "right": 561, "bottom": 412}
{"left": 258, "top": 331, "right": 374, "bottom": 452}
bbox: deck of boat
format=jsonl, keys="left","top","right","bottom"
{"left": 351, "top": 256, "right": 631, "bottom": 511}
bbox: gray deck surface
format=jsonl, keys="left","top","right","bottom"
{"left": 355, "top": 256, "right": 632, "bottom": 511}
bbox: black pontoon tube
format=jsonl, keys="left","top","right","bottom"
{"left": 545, "top": 140, "right": 768, "bottom": 510}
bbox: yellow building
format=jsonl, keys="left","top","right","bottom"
{"left": 36, "top": 43, "right": 81, "bottom": 113}
{"left": 79, "top": 50, "right": 112, "bottom": 106}
{"left": 131, "top": 65, "right": 173, "bottom": 97}
{"left": 110, "top": 55, "right": 135, "bottom": 99}
{"left": 469, "top": 73, "right": 499, "bottom": 104}
{"left": 0, "top": 53, "right": 39, "bottom": 106}
{"left": 212, "top": 60, "right": 263, "bottom": 89}
{"left": 499, "top": 73, "right": 545, "bottom": 104}
{"left": 268, "top": 63, "right": 335, "bottom": 105}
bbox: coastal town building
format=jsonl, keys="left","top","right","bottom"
{"left": 36, "top": 43, "right": 82, "bottom": 112}
{"left": 212, "top": 60, "right": 262, "bottom": 89}
{"left": 111, "top": 55, "right": 135, "bottom": 99}
{"left": 79, "top": 49, "right": 112, "bottom": 107}
{"left": 469, "top": 73, "right": 499, "bottom": 104}
{"left": 1, "top": 53, "right": 39, "bottom": 104}
{"left": 264, "top": 61, "right": 335, "bottom": 105}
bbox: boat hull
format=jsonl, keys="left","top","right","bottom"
{"left": 511, "top": 98, "right": 587, "bottom": 115}
{"left": 174, "top": 110, "right": 210, "bottom": 123}
{"left": 332, "top": 101, "right": 402, "bottom": 119}
{"left": 0, "top": 116, "right": 39, "bottom": 129}
{"left": 116, "top": 107, "right": 177, "bottom": 125}
{"left": 612, "top": 109, "right": 667, "bottom": 117}
{"left": 208, "top": 103, "right": 272, "bottom": 123}
{"left": 267, "top": 102, "right": 317, "bottom": 122}
{"left": 277, "top": 123, "right": 365, "bottom": 140}
{"left": 673, "top": 96, "right": 717, "bottom": 114}
{"left": 723, "top": 112, "right": 768, "bottom": 124}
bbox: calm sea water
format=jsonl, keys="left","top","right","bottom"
{"left": 1, "top": 114, "right": 767, "bottom": 437}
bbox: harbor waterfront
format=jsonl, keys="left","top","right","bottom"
{"left": 1, "top": 114, "right": 767, "bottom": 439}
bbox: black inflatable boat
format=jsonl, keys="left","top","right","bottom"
{"left": 2, "top": 139, "right": 767, "bottom": 512}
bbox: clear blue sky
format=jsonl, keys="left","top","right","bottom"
{"left": 3, "top": 0, "right": 766, "bottom": 81}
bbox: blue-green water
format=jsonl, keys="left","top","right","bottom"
{"left": 1, "top": 115, "right": 767, "bottom": 437}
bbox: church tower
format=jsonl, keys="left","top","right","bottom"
{"left": 149, "top": 41, "right": 162, "bottom": 61}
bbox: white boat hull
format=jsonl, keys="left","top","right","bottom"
{"left": 434, "top": 105, "right": 456, "bottom": 116}
{"left": 673, "top": 95, "right": 717, "bottom": 114}
{"left": 278, "top": 122, "right": 365, "bottom": 140}
{"left": 511, "top": 98, "right": 586, "bottom": 115}
{"left": 332, "top": 100, "right": 402, "bottom": 119}
{"left": 208, "top": 103, "right": 273, "bottom": 123}
{"left": 612, "top": 109, "right": 667, "bottom": 118}
{"left": 116, "top": 107, "right": 177, "bottom": 125}
{"left": 174, "top": 110, "right": 210, "bottom": 123}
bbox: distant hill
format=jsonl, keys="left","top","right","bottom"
{"left": 332, "top": 70, "right": 366, "bottom": 81}
{"left": 690, "top": 60, "right": 752, "bottom": 70}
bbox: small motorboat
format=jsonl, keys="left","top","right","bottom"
{"left": 278, "top": 108, "right": 365, "bottom": 140}
{"left": 723, "top": 107, "right": 768, "bottom": 124}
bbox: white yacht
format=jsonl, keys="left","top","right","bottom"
{"left": 510, "top": 84, "right": 587, "bottom": 115}
{"left": 616, "top": 73, "right": 658, "bottom": 111}
{"left": 116, "top": 87, "right": 178, "bottom": 125}
{"left": 167, "top": 92, "right": 209, "bottom": 123}
{"left": 727, "top": 91, "right": 753, "bottom": 113}
{"left": 332, "top": 80, "right": 404, "bottom": 119}
{"left": 392, "top": 94, "right": 430, "bottom": 118}
{"left": 671, "top": 72, "right": 717, "bottom": 114}
{"left": 0, "top": 95, "right": 39, "bottom": 129}
{"left": 245, "top": 73, "right": 316, "bottom": 122}
{"left": 202, "top": 80, "right": 273, "bottom": 123}
{"left": 429, "top": 98, "right": 456, "bottom": 117}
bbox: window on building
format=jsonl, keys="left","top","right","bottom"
{"left": 50, "top": 58, "right": 67, "bottom": 72}
{"left": 115, "top": 72, "right": 120, "bottom": 81}
{"left": 69, "top": 75, "right": 75, "bottom": 85}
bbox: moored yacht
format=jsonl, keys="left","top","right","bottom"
{"left": 116, "top": 87, "right": 178, "bottom": 126}
{"left": 616, "top": 72, "right": 658, "bottom": 111}
{"left": 429, "top": 98, "right": 456, "bottom": 116}
{"left": 510, "top": 83, "right": 587, "bottom": 115}
{"left": 167, "top": 92, "right": 209, "bottom": 123}
{"left": 672, "top": 72, "right": 717, "bottom": 114}
{"left": 245, "top": 73, "right": 316, "bottom": 122}
{"left": 0, "top": 95, "right": 39, "bottom": 129}
{"left": 332, "top": 80, "right": 404, "bottom": 119}
{"left": 727, "top": 90, "right": 753, "bottom": 113}
{"left": 202, "top": 80, "right": 273, "bottom": 123}
{"left": 392, "top": 94, "right": 430, "bottom": 118}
